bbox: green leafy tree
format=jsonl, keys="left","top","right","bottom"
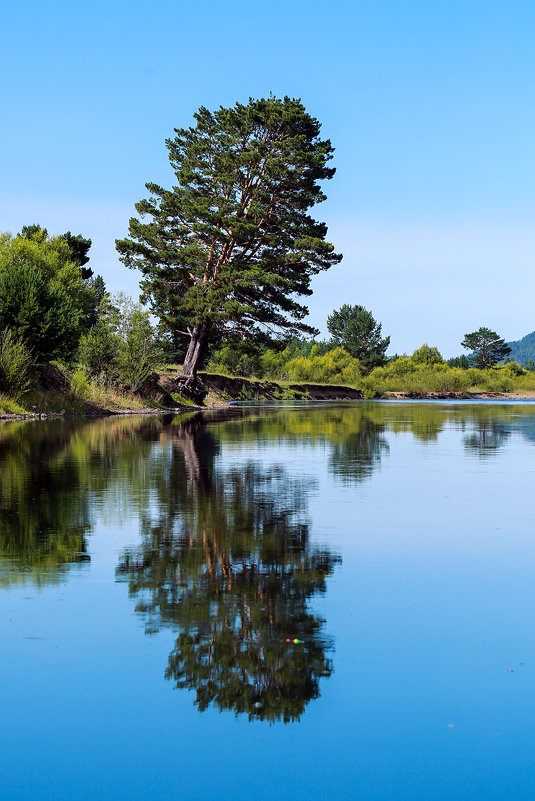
{"left": 327, "top": 304, "right": 390, "bottom": 370}
{"left": 461, "top": 327, "right": 511, "bottom": 368}
{"left": 111, "top": 294, "right": 162, "bottom": 391}
{"left": 411, "top": 343, "right": 444, "bottom": 365}
{"left": 116, "top": 96, "right": 342, "bottom": 381}
{"left": 61, "top": 231, "right": 93, "bottom": 279}
{"left": 0, "top": 328, "right": 34, "bottom": 398}
{"left": 77, "top": 317, "right": 119, "bottom": 381}
{"left": 447, "top": 354, "right": 470, "bottom": 369}
{"left": 0, "top": 262, "right": 78, "bottom": 360}
{"left": 2, "top": 227, "right": 106, "bottom": 332}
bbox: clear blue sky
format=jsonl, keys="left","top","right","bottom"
{"left": 1, "top": 0, "right": 534, "bottom": 356}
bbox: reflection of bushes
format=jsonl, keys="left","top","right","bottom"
{"left": 0, "top": 415, "right": 175, "bottom": 586}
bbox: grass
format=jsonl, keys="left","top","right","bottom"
{"left": 0, "top": 394, "right": 27, "bottom": 415}
{"left": 170, "top": 392, "right": 196, "bottom": 406}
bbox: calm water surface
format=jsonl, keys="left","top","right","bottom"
{"left": 2, "top": 402, "right": 535, "bottom": 800}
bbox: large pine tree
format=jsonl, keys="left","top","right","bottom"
{"left": 116, "top": 96, "right": 341, "bottom": 378}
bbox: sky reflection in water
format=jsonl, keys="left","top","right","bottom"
{"left": 1, "top": 402, "right": 535, "bottom": 800}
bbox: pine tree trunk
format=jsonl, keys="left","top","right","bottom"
{"left": 180, "top": 326, "right": 206, "bottom": 377}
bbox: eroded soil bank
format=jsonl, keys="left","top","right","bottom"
{"left": 2, "top": 366, "right": 535, "bottom": 420}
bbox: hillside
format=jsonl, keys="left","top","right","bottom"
{"left": 507, "top": 331, "right": 535, "bottom": 365}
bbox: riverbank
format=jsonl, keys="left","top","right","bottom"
{"left": 2, "top": 366, "right": 535, "bottom": 421}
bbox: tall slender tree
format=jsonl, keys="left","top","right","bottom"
{"left": 327, "top": 303, "right": 390, "bottom": 369}
{"left": 461, "top": 327, "right": 511, "bottom": 368}
{"left": 116, "top": 96, "right": 342, "bottom": 381}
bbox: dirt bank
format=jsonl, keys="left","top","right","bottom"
{"left": 3, "top": 367, "right": 535, "bottom": 421}
{"left": 196, "top": 373, "right": 364, "bottom": 401}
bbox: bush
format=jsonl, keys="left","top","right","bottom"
{"left": 69, "top": 366, "right": 91, "bottom": 396}
{"left": 115, "top": 306, "right": 162, "bottom": 392}
{"left": 0, "top": 328, "right": 34, "bottom": 398}
{"left": 78, "top": 319, "right": 119, "bottom": 381}
{"left": 503, "top": 360, "right": 525, "bottom": 376}
{"left": 0, "top": 262, "right": 78, "bottom": 361}
{"left": 285, "top": 347, "right": 362, "bottom": 385}
{"left": 411, "top": 344, "right": 445, "bottom": 365}
{"left": 260, "top": 348, "right": 288, "bottom": 380}
{"left": 207, "top": 344, "right": 264, "bottom": 378}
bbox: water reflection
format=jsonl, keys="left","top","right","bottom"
{"left": 463, "top": 417, "right": 511, "bottom": 456}
{"left": 2, "top": 403, "right": 534, "bottom": 590}
{"left": 328, "top": 417, "right": 389, "bottom": 484}
{"left": 117, "top": 417, "right": 340, "bottom": 723}
{"left": 0, "top": 416, "right": 170, "bottom": 586}
{"left": 0, "top": 420, "right": 92, "bottom": 586}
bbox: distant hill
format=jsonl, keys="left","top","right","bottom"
{"left": 507, "top": 331, "right": 535, "bottom": 365}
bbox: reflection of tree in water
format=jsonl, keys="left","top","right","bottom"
{"left": 117, "top": 417, "right": 340, "bottom": 723}
{"left": 463, "top": 418, "right": 511, "bottom": 457}
{"left": 0, "top": 421, "right": 91, "bottom": 586}
{"left": 328, "top": 416, "right": 389, "bottom": 484}
{"left": 0, "top": 416, "right": 169, "bottom": 587}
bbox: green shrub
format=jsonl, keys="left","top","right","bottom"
{"left": 207, "top": 344, "right": 264, "bottom": 378}
{"left": 503, "top": 360, "right": 525, "bottom": 376}
{"left": 78, "top": 319, "right": 119, "bottom": 381}
{"left": 0, "top": 262, "right": 79, "bottom": 361}
{"left": 0, "top": 328, "right": 34, "bottom": 398}
{"left": 70, "top": 366, "right": 90, "bottom": 397}
{"left": 286, "top": 347, "right": 362, "bottom": 385}
{"left": 116, "top": 306, "right": 162, "bottom": 392}
{"left": 410, "top": 344, "right": 445, "bottom": 365}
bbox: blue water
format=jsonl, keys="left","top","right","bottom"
{"left": 2, "top": 403, "right": 535, "bottom": 800}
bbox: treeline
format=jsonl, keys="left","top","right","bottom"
{"left": 205, "top": 303, "right": 533, "bottom": 395}
{"left": 207, "top": 339, "right": 535, "bottom": 396}
{"left": 1, "top": 224, "right": 534, "bottom": 408}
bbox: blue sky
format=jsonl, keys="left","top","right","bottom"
{"left": 1, "top": 0, "right": 534, "bottom": 356}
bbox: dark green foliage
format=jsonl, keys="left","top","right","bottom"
{"left": 19, "top": 223, "right": 47, "bottom": 240}
{"left": 525, "top": 359, "right": 535, "bottom": 372}
{"left": 78, "top": 294, "right": 162, "bottom": 390}
{"left": 208, "top": 343, "right": 264, "bottom": 378}
{"left": 283, "top": 337, "right": 333, "bottom": 358}
{"left": 327, "top": 304, "right": 390, "bottom": 370}
{"left": 461, "top": 327, "right": 512, "bottom": 368}
{"left": 0, "top": 328, "right": 34, "bottom": 398}
{"left": 61, "top": 231, "right": 92, "bottom": 274}
{"left": 14, "top": 224, "right": 105, "bottom": 331}
{"left": 503, "top": 360, "right": 525, "bottom": 376}
{"left": 78, "top": 318, "right": 119, "bottom": 380}
{"left": 116, "top": 96, "right": 342, "bottom": 376}
{"left": 82, "top": 274, "right": 110, "bottom": 330}
{"left": 447, "top": 354, "right": 470, "bottom": 369}
{"left": 0, "top": 263, "right": 78, "bottom": 361}
{"left": 20, "top": 225, "right": 92, "bottom": 277}
{"left": 115, "top": 307, "right": 162, "bottom": 391}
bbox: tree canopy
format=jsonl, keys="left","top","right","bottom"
{"left": 116, "top": 96, "right": 342, "bottom": 379}
{"left": 0, "top": 261, "right": 79, "bottom": 360}
{"left": 326, "top": 304, "right": 390, "bottom": 369}
{"left": 461, "top": 327, "right": 511, "bottom": 368}
{"left": 0, "top": 227, "right": 106, "bottom": 336}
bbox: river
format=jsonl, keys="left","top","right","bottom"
{"left": 1, "top": 402, "right": 535, "bottom": 800}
